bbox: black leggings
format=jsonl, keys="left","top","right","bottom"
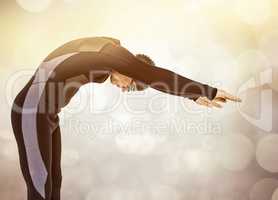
{"left": 11, "top": 93, "right": 62, "bottom": 200}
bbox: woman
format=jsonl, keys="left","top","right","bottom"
{"left": 10, "top": 36, "right": 241, "bottom": 200}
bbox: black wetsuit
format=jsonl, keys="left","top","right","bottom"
{"left": 10, "top": 36, "right": 217, "bottom": 200}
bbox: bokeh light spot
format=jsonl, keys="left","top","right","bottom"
{"left": 217, "top": 133, "right": 255, "bottom": 171}
{"left": 16, "top": 0, "right": 52, "bottom": 12}
{"left": 256, "top": 134, "right": 278, "bottom": 173}
{"left": 250, "top": 178, "right": 278, "bottom": 200}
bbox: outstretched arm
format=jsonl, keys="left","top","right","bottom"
{"left": 99, "top": 43, "right": 218, "bottom": 101}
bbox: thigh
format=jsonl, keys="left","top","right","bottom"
{"left": 11, "top": 110, "right": 32, "bottom": 187}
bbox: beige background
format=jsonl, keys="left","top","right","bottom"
{"left": 1, "top": 0, "right": 278, "bottom": 199}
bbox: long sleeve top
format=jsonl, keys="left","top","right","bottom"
{"left": 24, "top": 36, "right": 217, "bottom": 113}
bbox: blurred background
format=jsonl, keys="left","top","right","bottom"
{"left": 1, "top": 0, "right": 278, "bottom": 199}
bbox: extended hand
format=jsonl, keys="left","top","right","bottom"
{"left": 195, "top": 89, "right": 242, "bottom": 108}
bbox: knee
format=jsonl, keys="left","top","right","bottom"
{"left": 27, "top": 185, "right": 52, "bottom": 200}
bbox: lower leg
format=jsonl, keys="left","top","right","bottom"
{"left": 51, "top": 126, "right": 62, "bottom": 200}
{"left": 27, "top": 185, "right": 52, "bottom": 200}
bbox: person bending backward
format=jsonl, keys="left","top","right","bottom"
{"left": 10, "top": 36, "right": 241, "bottom": 200}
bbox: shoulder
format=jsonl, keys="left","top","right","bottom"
{"left": 43, "top": 36, "right": 121, "bottom": 62}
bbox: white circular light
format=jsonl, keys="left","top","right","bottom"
{"left": 235, "top": 0, "right": 271, "bottom": 25}
{"left": 16, "top": 0, "right": 52, "bottom": 13}
{"left": 250, "top": 178, "right": 278, "bottom": 200}
{"left": 256, "top": 134, "right": 278, "bottom": 173}
{"left": 217, "top": 133, "right": 255, "bottom": 171}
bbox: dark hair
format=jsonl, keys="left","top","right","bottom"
{"left": 135, "top": 54, "right": 155, "bottom": 66}
{"left": 134, "top": 54, "right": 155, "bottom": 91}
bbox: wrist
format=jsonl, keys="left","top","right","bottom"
{"left": 211, "top": 88, "right": 218, "bottom": 100}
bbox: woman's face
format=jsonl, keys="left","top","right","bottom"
{"left": 110, "top": 71, "right": 133, "bottom": 92}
